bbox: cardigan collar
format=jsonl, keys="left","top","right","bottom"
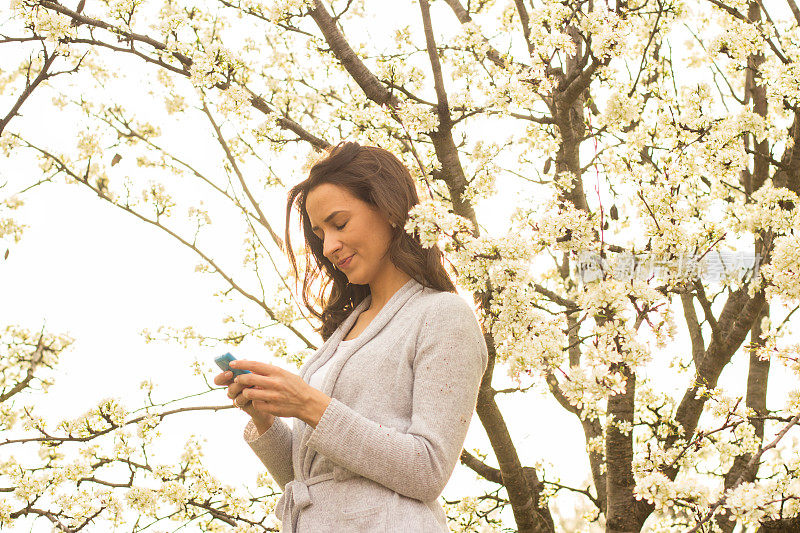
{"left": 298, "top": 275, "right": 423, "bottom": 387}
{"left": 296, "top": 275, "right": 425, "bottom": 476}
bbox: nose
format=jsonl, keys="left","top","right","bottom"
{"left": 322, "top": 233, "right": 343, "bottom": 263}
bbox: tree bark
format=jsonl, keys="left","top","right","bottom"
{"left": 605, "top": 364, "right": 638, "bottom": 533}
{"left": 474, "top": 333, "right": 555, "bottom": 531}
{"left": 757, "top": 517, "right": 800, "bottom": 532}
{"left": 716, "top": 301, "right": 770, "bottom": 533}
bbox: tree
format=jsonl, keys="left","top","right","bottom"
{"left": 2, "top": 0, "right": 800, "bottom": 531}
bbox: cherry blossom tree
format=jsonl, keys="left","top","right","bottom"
{"left": 2, "top": 0, "right": 800, "bottom": 531}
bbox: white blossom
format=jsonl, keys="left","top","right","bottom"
{"left": 395, "top": 101, "right": 438, "bottom": 136}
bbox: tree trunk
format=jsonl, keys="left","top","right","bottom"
{"left": 605, "top": 364, "right": 638, "bottom": 532}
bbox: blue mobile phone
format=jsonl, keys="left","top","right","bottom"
{"left": 214, "top": 352, "right": 252, "bottom": 377}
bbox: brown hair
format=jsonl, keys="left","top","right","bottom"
{"left": 285, "top": 141, "right": 456, "bottom": 341}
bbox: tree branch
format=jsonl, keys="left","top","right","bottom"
{"left": 788, "top": 0, "right": 800, "bottom": 25}
{"left": 34, "top": 3, "right": 329, "bottom": 151}
{"left": 475, "top": 335, "right": 555, "bottom": 531}
{"left": 717, "top": 302, "right": 770, "bottom": 533}
{"left": 12, "top": 136, "right": 318, "bottom": 351}
{"left": 199, "top": 98, "right": 284, "bottom": 249}
{"left": 513, "top": 0, "right": 535, "bottom": 59}
{"left": 686, "top": 411, "right": 800, "bottom": 533}
{"left": 680, "top": 292, "right": 705, "bottom": 368}
{"left": 693, "top": 280, "right": 721, "bottom": 343}
{"left": 0, "top": 327, "right": 47, "bottom": 403}
{"left": 441, "top": 0, "right": 511, "bottom": 69}
{"left": 703, "top": 0, "right": 788, "bottom": 64}
{"left": 39, "top": 1, "right": 192, "bottom": 66}
{"left": 533, "top": 283, "right": 578, "bottom": 309}
{"left": 307, "top": 0, "right": 399, "bottom": 108}
{"left": 0, "top": 48, "right": 58, "bottom": 135}
{"left": 419, "top": 0, "right": 452, "bottom": 129}
{"left": 544, "top": 371, "right": 607, "bottom": 511}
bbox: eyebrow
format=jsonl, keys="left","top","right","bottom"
{"left": 311, "top": 210, "right": 347, "bottom": 233}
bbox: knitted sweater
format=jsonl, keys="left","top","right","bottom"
{"left": 242, "top": 277, "right": 488, "bottom": 532}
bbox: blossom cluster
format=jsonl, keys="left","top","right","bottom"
{"left": 394, "top": 101, "right": 438, "bottom": 137}
{"left": 754, "top": 319, "right": 800, "bottom": 390}
{"left": 260, "top": 0, "right": 313, "bottom": 23}
{"left": 491, "top": 282, "right": 567, "bottom": 383}
{"left": 535, "top": 193, "right": 598, "bottom": 253}
{"left": 14, "top": 2, "right": 77, "bottom": 44}
{"left": 461, "top": 140, "right": 500, "bottom": 202}
{"left": 1, "top": 195, "right": 27, "bottom": 244}
{"left": 599, "top": 91, "right": 645, "bottom": 131}
{"left": 217, "top": 84, "right": 252, "bottom": 118}
{"left": 142, "top": 181, "right": 176, "bottom": 219}
{"left": 185, "top": 40, "right": 243, "bottom": 91}
{"left": 728, "top": 180, "right": 799, "bottom": 235}
{"left": 707, "top": 13, "right": 766, "bottom": 67}
{"left": 578, "top": 6, "right": 630, "bottom": 59}
{"left": 404, "top": 200, "right": 475, "bottom": 249}
{"left": 759, "top": 233, "right": 800, "bottom": 305}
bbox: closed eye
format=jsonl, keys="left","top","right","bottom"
{"left": 312, "top": 221, "right": 347, "bottom": 240}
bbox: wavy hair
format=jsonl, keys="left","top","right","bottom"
{"left": 285, "top": 141, "right": 456, "bottom": 341}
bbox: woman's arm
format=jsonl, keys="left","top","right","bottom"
{"left": 304, "top": 294, "right": 488, "bottom": 502}
{"left": 243, "top": 415, "right": 295, "bottom": 490}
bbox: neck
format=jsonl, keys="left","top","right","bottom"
{"left": 367, "top": 265, "right": 412, "bottom": 313}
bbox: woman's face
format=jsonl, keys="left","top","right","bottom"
{"left": 305, "top": 182, "right": 394, "bottom": 286}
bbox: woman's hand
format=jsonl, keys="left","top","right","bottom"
{"left": 228, "top": 360, "right": 332, "bottom": 428}
{"left": 213, "top": 369, "right": 275, "bottom": 431}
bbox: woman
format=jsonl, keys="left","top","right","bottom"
{"left": 214, "top": 141, "right": 488, "bottom": 532}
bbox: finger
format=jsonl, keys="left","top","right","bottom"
{"left": 242, "top": 387, "right": 271, "bottom": 403}
{"left": 235, "top": 389, "right": 253, "bottom": 405}
{"left": 228, "top": 360, "right": 278, "bottom": 375}
{"left": 233, "top": 396, "right": 251, "bottom": 408}
{"left": 214, "top": 371, "right": 233, "bottom": 386}
{"left": 234, "top": 373, "right": 274, "bottom": 389}
{"left": 226, "top": 382, "right": 247, "bottom": 399}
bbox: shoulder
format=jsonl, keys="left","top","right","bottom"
{"left": 415, "top": 286, "right": 475, "bottom": 313}
{"left": 411, "top": 287, "right": 488, "bottom": 369}
{"left": 412, "top": 287, "right": 482, "bottom": 330}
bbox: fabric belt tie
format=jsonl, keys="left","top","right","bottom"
{"left": 275, "top": 471, "right": 336, "bottom": 532}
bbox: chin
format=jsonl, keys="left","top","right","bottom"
{"left": 345, "top": 271, "right": 372, "bottom": 286}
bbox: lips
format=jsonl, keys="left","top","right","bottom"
{"left": 338, "top": 254, "right": 354, "bottom": 268}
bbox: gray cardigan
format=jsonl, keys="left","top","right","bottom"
{"left": 242, "top": 277, "right": 488, "bottom": 532}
